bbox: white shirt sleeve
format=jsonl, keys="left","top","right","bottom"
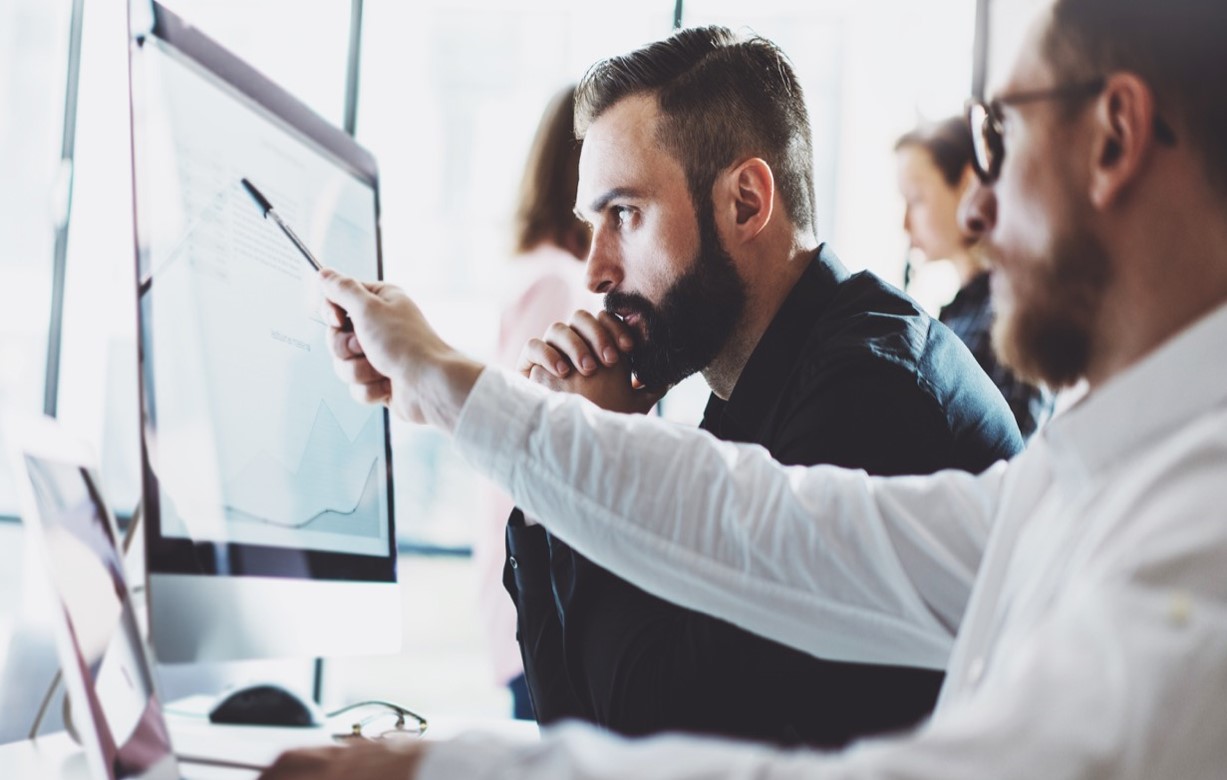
{"left": 419, "top": 572, "right": 1227, "bottom": 780}
{"left": 421, "top": 435, "right": 1227, "bottom": 780}
{"left": 453, "top": 368, "right": 1005, "bottom": 669}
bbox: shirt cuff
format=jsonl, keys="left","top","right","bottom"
{"left": 417, "top": 733, "right": 526, "bottom": 780}
{"left": 454, "top": 367, "right": 548, "bottom": 497}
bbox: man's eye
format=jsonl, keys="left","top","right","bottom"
{"left": 613, "top": 206, "right": 633, "bottom": 227}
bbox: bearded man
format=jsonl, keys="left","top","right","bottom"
{"left": 497, "top": 26, "right": 1021, "bottom": 748}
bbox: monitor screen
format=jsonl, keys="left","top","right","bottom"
{"left": 131, "top": 10, "right": 394, "bottom": 585}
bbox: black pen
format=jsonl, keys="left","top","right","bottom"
{"left": 240, "top": 177, "right": 323, "bottom": 272}
{"left": 241, "top": 177, "right": 354, "bottom": 332}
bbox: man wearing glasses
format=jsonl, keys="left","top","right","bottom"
{"left": 263, "top": 0, "right": 1227, "bottom": 776}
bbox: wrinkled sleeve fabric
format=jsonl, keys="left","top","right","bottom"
{"left": 420, "top": 558, "right": 1227, "bottom": 780}
{"left": 454, "top": 368, "right": 1003, "bottom": 670}
{"left": 421, "top": 428, "right": 1227, "bottom": 779}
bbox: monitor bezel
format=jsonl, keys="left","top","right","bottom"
{"left": 129, "top": 2, "right": 396, "bottom": 585}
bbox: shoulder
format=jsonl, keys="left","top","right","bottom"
{"left": 789, "top": 272, "right": 1022, "bottom": 462}
{"left": 805, "top": 271, "right": 962, "bottom": 384}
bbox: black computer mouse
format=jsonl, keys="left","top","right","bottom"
{"left": 207, "top": 683, "right": 324, "bottom": 727}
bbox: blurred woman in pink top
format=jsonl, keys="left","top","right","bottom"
{"left": 475, "top": 84, "right": 596, "bottom": 719}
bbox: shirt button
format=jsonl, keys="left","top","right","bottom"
{"left": 967, "top": 657, "right": 985, "bottom": 685}
{"left": 1168, "top": 590, "right": 1192, "bottom": 626}
{"left": 509, "top": 556, "right": 519, "bottom": 570}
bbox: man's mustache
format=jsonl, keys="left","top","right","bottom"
{"left": 604, "top": 292, "right": 655, "bottom": 338}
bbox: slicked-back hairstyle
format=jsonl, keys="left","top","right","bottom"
{"left": 895, "top": 117, "right": 975, "bottom": 189}
{"left": 515, "top": 84, "right": 590, "bottom": 257}
{"left": 575, "top": 26, "right": 816, "bottom": 233}
{"left": 1042, "top": 0, "right": 1227, "bottom": 198}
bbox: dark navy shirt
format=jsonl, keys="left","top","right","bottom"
{"left": 939, "top": 271, "right": 1053, "bottom": 439}
{"left": 504, "top": 246, "right": 1023, "bottom": 747}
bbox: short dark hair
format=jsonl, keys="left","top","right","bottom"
{"left": 514, "top": 84, "right": 590, "bottom": 257}
{"left": 575, "top": 26, "right": 816, "bottom": 233}
{"left": 1042, "top": 0, "right": 1227, "bottom": 198}
{"left": 895, "top": 117, "right": 975, "bottom": 189}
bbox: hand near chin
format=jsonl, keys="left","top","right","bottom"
{"left": 258, "top": 740, "right": 429, "bottom": 780}
{"left": 517, "top": 310, "right": 665, "bottom": 415}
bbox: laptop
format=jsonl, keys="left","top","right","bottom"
{"left": 6, "top": 415, "right": 267, "bottom": 780}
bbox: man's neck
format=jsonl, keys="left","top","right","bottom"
{"left": 703, "top": 240, "right": 819, "bottom": 400}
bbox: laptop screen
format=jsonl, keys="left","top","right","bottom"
{"left": 22, "top": 454, "right": 178, "bottom": 780}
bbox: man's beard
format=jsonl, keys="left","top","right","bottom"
{"left": 991, "top": 220, "right": 1112, "bottom": 390}
{"left": 604, "top": 203, "right": 747, "bottom": 390}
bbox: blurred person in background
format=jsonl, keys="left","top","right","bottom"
{"left": 476, "top": 84, "right": 598, "bottom": 720}
{"left": 896, "top": 117, "right": 1053, "bottom": 438}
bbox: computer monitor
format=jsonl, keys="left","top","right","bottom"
{"left": 127, "top": 2, "right": 399, "bottom": 663}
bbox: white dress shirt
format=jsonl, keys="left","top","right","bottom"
{"left": 420, "top": 301, "right": 1227, "bottom": 779}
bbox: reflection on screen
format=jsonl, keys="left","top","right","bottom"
{"left": 24, "top": 456, "right": 175, "bottom": 780}
{"left": 133, "top": 38, "right": 390, "bottom": 558}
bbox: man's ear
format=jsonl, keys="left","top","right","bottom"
{"left": 718, "top": 157, "right": 775, "bottom": 245}
{"left": 1088, "top": 73, "right": 1162, "bottom": 210}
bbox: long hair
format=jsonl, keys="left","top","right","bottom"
{"left": 895, "top": 117, "right": 974, "bottom": 188}
{"left": 513, "top": 84, "right": 589, "bottom": 258}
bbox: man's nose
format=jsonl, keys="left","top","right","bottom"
{"left": 958, "top": 178, "right": 996, "bottom": 242}
{"left": 585, "top": 231, "right": 623, "bottom": 294}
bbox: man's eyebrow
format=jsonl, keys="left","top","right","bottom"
{"left": 585, "top": 187, "right": 644, "bottom": 216}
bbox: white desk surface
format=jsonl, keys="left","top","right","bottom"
{"left": 0, "top": 713, "right": 539, "bottom": 779}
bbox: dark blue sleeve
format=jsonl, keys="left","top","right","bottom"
{"left": 502, "top": 509, "right": 588, "bottom": 725}
{"left": 529, "top": 361, "right": 966, "bottom": 747}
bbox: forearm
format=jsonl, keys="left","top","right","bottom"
{"left": 455, "top": 369, "right": 1001, "bottom": 669}
{"left": 405, "top": 351, "right": 484, "bottom": 432}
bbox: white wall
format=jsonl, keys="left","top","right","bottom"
{"left": 986, "top": 0, "right": 1051, "bottom": 92}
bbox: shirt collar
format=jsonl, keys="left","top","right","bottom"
{"left": 1041, "top": 300, "right": 1227, "bottom": 485}
{"left": 701, "top": 244, "right": 850, "bottom": 442}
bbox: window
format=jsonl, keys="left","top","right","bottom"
{"left": 54, "top": 0, "right": 355, "bottom": 516}
{"left": 0, "top": 0, "right": 72, "bottom": 515}
{"left": 357, "top": 0, "right": 675, "bottom": 547}
{"left": 686, "top": 0, "right": 977, "bottom": 307}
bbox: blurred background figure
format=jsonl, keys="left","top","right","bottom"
{"left": 895, "top": 117, "right": 1052, "bottom": 439}
{"left": 473, "top": 84, "right": 597, "bottom": 719}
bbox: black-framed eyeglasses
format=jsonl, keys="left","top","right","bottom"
{"left": 326, "top": 699, "right": 429, "bottom": 743}
{"left": 965, "top": 77, "right": 1178, "bottom": 184}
